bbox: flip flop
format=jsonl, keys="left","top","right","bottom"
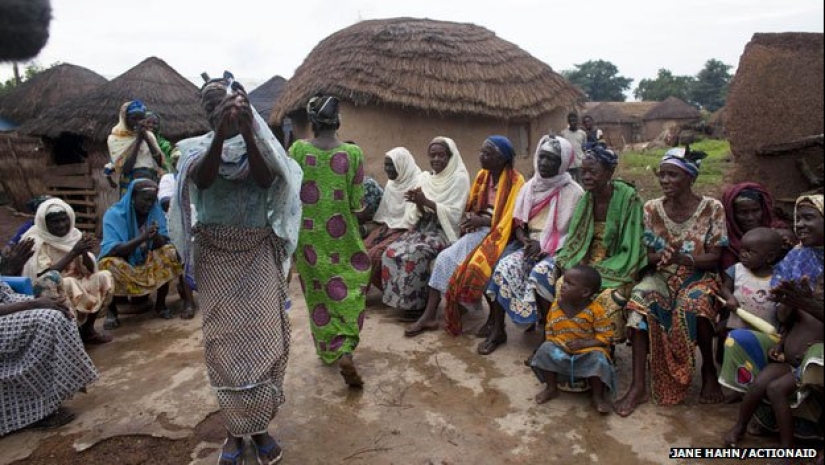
{"left": 253, "top": 438, "right": 283, "bottom": 465}
{"left": 217, "top": 439, "right": 244, "bottom": 465}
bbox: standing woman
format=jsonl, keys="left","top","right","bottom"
{"left": 363, "top": 147, "right": 422, "bottom": 290}
{"left": 171, "top": 73, "right": 302, "bottom": 465}
{"left": 106, "top": 100, "right": 166, "bottom": 195}
{"left": 291, "top": 95, "right": 371, "bottom": 388}
{"left": 381, "top": 137, "right": 470, "bottom": 322}
{"left": 615, "top": 147, "right": 728, "bottom": 417}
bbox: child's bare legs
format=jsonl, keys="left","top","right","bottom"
{"left": 590, "top": 377, "right": 611, "bottom": 414}
{"left": 615, "top": 327, "right": 649, "bottom": 416}
{"left": 698, "top": 317, "right": 724, "bottom": 404}
{"left": 534, "top": 369, "right": 559, "bottom": 404}
{"left": 765, "top": 369, "right": 798, "bottom": 447}
{"left": 724, "top": 362, "right": 792, "bottom": 446}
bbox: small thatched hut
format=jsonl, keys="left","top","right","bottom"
{"left": 726, "top": 32, "right": 824, "bottom": 203}
{"left": 642, "top": 96, "right": 701, "bottom": 141}
{"left": 583, "top": 101, "right": 658, "bottom": 149}
{"left": 16, "top": 57, "right": 210, "bottom": 230}
{"left": 271, "top": 17, "right": 584, "bottom": 180}
{"left": 0, "top": 63, "right": 107, "bottom": 212}
{"left": 707, "top": 106, "right": 727, "bottom": 138}
{"left": 249, "top": 75, "right": 291, "bottom": 146}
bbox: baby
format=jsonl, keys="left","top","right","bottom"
{"left": 530, "top": 265, "right": 615, "bottom": 413}
{"left": 719, "top": 227, "right": 785, "bottom": 332}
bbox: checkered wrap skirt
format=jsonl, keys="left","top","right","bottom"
{"left": 0, "top": 304, "right": 98, "bottom": 436}
{"left": 193, "top": 224, "right": 290, "bottom": 436}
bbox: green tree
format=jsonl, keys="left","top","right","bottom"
{"left": 561, "top": 59, "right": 633, "bottom": 101}
{"left": 633, "top": 69, "right": 695, "bottom": 102}
{"left": 0, "top": 62, "right": 48, "bottom": 95}
{"left": 690, "top": 59, "right": 732, "bottom": 112}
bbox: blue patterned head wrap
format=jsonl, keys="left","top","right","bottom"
{"left": 585, "top": 144, "right": 618, "bottom": 169}
{"left": 660, "top": 147, "right": 707, "bottom": 179}
{"left": 486, "top": 135, "right": 515, "bottom": 163}
{"left": 126, "top": 100, "right": 146, "bottom": 115}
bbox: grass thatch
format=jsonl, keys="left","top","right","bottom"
{"left": 585, "top": 102, "right": 658, "bottom": 124}
{"left": 249, "top": 75, "right": 287, "bottom": 122}
{"left": 0, "top": 63, "right": 107, "bottom": 125}
{"left": 271, "top": 17, "right": 584, "bottom": 124}
{"left": 643, "top": 96, "right": 700, "bottom": 121}
{"left": 19, "top": 57, "right": 210, "bottom": 142}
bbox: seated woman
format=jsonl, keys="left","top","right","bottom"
{"left": 21, "top": 198, "right": 114, "bottom": 344}
{"left": 0, "top": 280, "right": 98, "bottom": 436}
{"left": 381, "top": 137, "right": 470, "bottom": 322}
{"left": 479, "top": 135, "right": 584, "bottom": 354}
{"left": 721, "top": 182, "right": 786, "bottom": 270}
{"left": 720, "top": 194, "right": 824, "bottom": 444}
{"left": 405, "top": 136, "right": 524, "bottom": 337}
{"left": 99, "top": 178, "right": 188, "bottom": 328}
{"left": 363, "top": 147, "right": 421, "bottom": 291}
{"left": 615, "top": 147, "right": 728, "bottom": 417}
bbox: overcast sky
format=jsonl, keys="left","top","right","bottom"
{"left": 1, "top": 0, "right": 823, "bottom": 97}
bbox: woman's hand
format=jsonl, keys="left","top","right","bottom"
{"left": 405, "top": 187, "right": 427, "bottom": 206}
{"left": 33, "top": 296, "right": 73, "bottom": 320}
{"left": 1, "top": 238, "right": 34, "bottom": 275}
{"left": 71, "top": 234, "right": 95, "bottom": 256}
{"left": 770, "top": 277, "right": 820, "bottom": 314}
{"left": 524, "top": 239, "right": 543, "bottom": 261}
{"left": 140, "top": 221, "right": 160, "bottom": 243}
{"left": 460, "top": 213, "right": 485, "bottom": 234}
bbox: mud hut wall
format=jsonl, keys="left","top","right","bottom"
{"left": 290, "top": 103, "right": 568, "bottom": 183}
{"left": 0, "top": 133, "right": 52, "bottom": 211}
{"left": 643, "top": 118, "right": 697, "bottom": 142}
{"left": 598, "top": 123, "right": 634, "bottom": 150}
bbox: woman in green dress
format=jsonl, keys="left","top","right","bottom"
{"left": 291, "top": 95, "right": 371, "bottom": 388}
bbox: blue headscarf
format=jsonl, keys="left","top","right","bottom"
{"left": 660, "top": 147, "right": 706, "bottom": 179}
{"left": 100, "top": 179, "right": 168, "bottom": 266}
{"left": 585, "top": 144, "right": 618, "bottom": 168}
{"left": 486, "top": 135, "right": 515, "bottom": 163}
{"left": 126, "top": 100, "right": 146, "bottom": 115}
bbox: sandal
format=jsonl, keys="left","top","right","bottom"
{"left": 253, "top": 437, "right": 283, "bottom": 465}
{"left": 180, "top": 304, "right": 196, "bottom": 320}
{"left": 30, "top": 407, "right": 75, "bottom": 429}
{"left": 217, "top": 439, "right": 244, "bottom": 465}
{"left": 82, "top": 329, "right": 113, "bottom": 345}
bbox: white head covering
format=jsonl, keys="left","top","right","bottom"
{"left": 158, "top": 173, "right": 176, "bottom": 201}
{"left": 513, "top": 135, "right": 583, "bottom": 253}
{"left": 402, "top": 137, "right": 470, "bottom": 243}
{"left": 21, "top": 198, "right": 86, "bottom": 280}
{"left": 373, "top": 147, "right": 422, "bottom": 229}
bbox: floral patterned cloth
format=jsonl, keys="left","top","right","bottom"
{"left": 626, "top": 196, "right": 728, "bottom": 405}
{"left": 363, "top": 224, "right": 405, "bottom": 291}
{"left": 99, "top": 244, "right": 182, "bottom": 297}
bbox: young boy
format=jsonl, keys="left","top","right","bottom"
{"left": 559, "top": 112, "right": 587, "bottom": 183}
{"left": 719, "top": 227, "right": 786, "bottom": 332}
{"left": 531, "top": 265, "right": 615, "bottom": 413}
{"left": 723, "top": 273, "right": 824, "bottom": 448}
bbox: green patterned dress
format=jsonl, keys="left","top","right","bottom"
{"left": 290, "top": 140, "right": 370, "bottom": 364}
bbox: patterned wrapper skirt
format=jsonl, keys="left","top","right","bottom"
{"left": 0, "top": 308, "right": 98, "bottom": 435}
{"left": 194, "top": 224, "right": 290, "bottom": 437}
{"left": 99, "top": 244, "right": 182, "bottom": 297}
{"left": 530, "top": 342, "right": 616, "bottom": 396}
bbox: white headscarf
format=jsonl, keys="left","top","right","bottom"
{"left": 402, "top": 137, "right": 470, "bottom": 243}
{"left": 21, "top": 198, "right": 86, "bottom": 280}
{"left": 513, "top": 135, "right": 583, "bottom": 253}
{"left": 373, "top": 147, "right": 422, "bottom": 229}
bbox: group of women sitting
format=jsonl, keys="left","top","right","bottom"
{"left": 363, "top": 133, "right": 822, "bottom": 437}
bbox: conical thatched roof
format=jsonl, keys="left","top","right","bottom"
{"left": 249, "top": 75, "right": 287, "bottom": 122}
{"left": 20, "top": 57, "right": 209, "bottom": 141}
{"left": 0, "top": 63, "right": 107, "bottom": 125}
{"left": 271, "top": 18, "right": 584, "bottom": 124}
{"left": 584, "top": 101, "right": 658, "bottom": 124}
{"left": 643, "top": 96, "right": 700, "bottom": 121}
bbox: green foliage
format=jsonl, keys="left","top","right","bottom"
{"left": 0, "top": 62, "right": 49, "bottom": 95}
{"left": 690, "top": 59, "right": 732, "bottom": 112}
{"left": 634, "top": 69, "right": 695, "bottom": 102}
{"left": 616, "top": 139, "right": 731, "bottom": 200}
{"left": 561, "top": 59, "right": 633, "bottom": 102}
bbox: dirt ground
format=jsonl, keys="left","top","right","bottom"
{"left": 0, "top": 204, "right": 818, "bottom": 465}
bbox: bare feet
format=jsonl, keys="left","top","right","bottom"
{"left": 81, "top": 328, "right": 113, "bottom": 345}
{"left": 474, "top": 321, "right": 492, "bottom": 338}
{"left": 614, "top": 389, "right": 649, "bottom": 417}
{"left": 593, "top": 394, "right": 612, "bottom": 414}
{"left": 404, "top": 320, "right": 438, "bottom": 337}
{"left": 155, "top": 303, "right": 172, "bottom": 319}
{"left": 180, "top": 303, "right": 196, "bottom": 320}
{"left": 534, "top": 386, "right": 559, "bottom": 404}
{"left": 723, "top": 423, "right": 745, "bottom": 447}
{"left": 339, "top": 354, "right": 363, "bottom": 388}
{"left": 699, "top": 375, "right": 725, "bottom": 404}
{"left": 477, "top": 332, "right": 507, "bottom": 355}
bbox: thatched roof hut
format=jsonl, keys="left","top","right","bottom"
{"left": 20, "top": 56, "right": 209, "bottom": 141}
{"left": 249, "top": 75, "right": 287, "bottom": 122}
{"left": 727, "top": 32, "right": 824, "bottom": 203}
{"left": 272, "top": 17, "right": 584, "bottom": 179}
{"left": 641, "top": 96, "right": 701, "bottom": 140}
{"left": 0, "top": 63, "right": 107, "bottom": 125}
{"left": 0, "top": 0, "right": 51, "bottom": 61}
{"left": 583, "top": 101, "right": 658, "bottom": 148}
